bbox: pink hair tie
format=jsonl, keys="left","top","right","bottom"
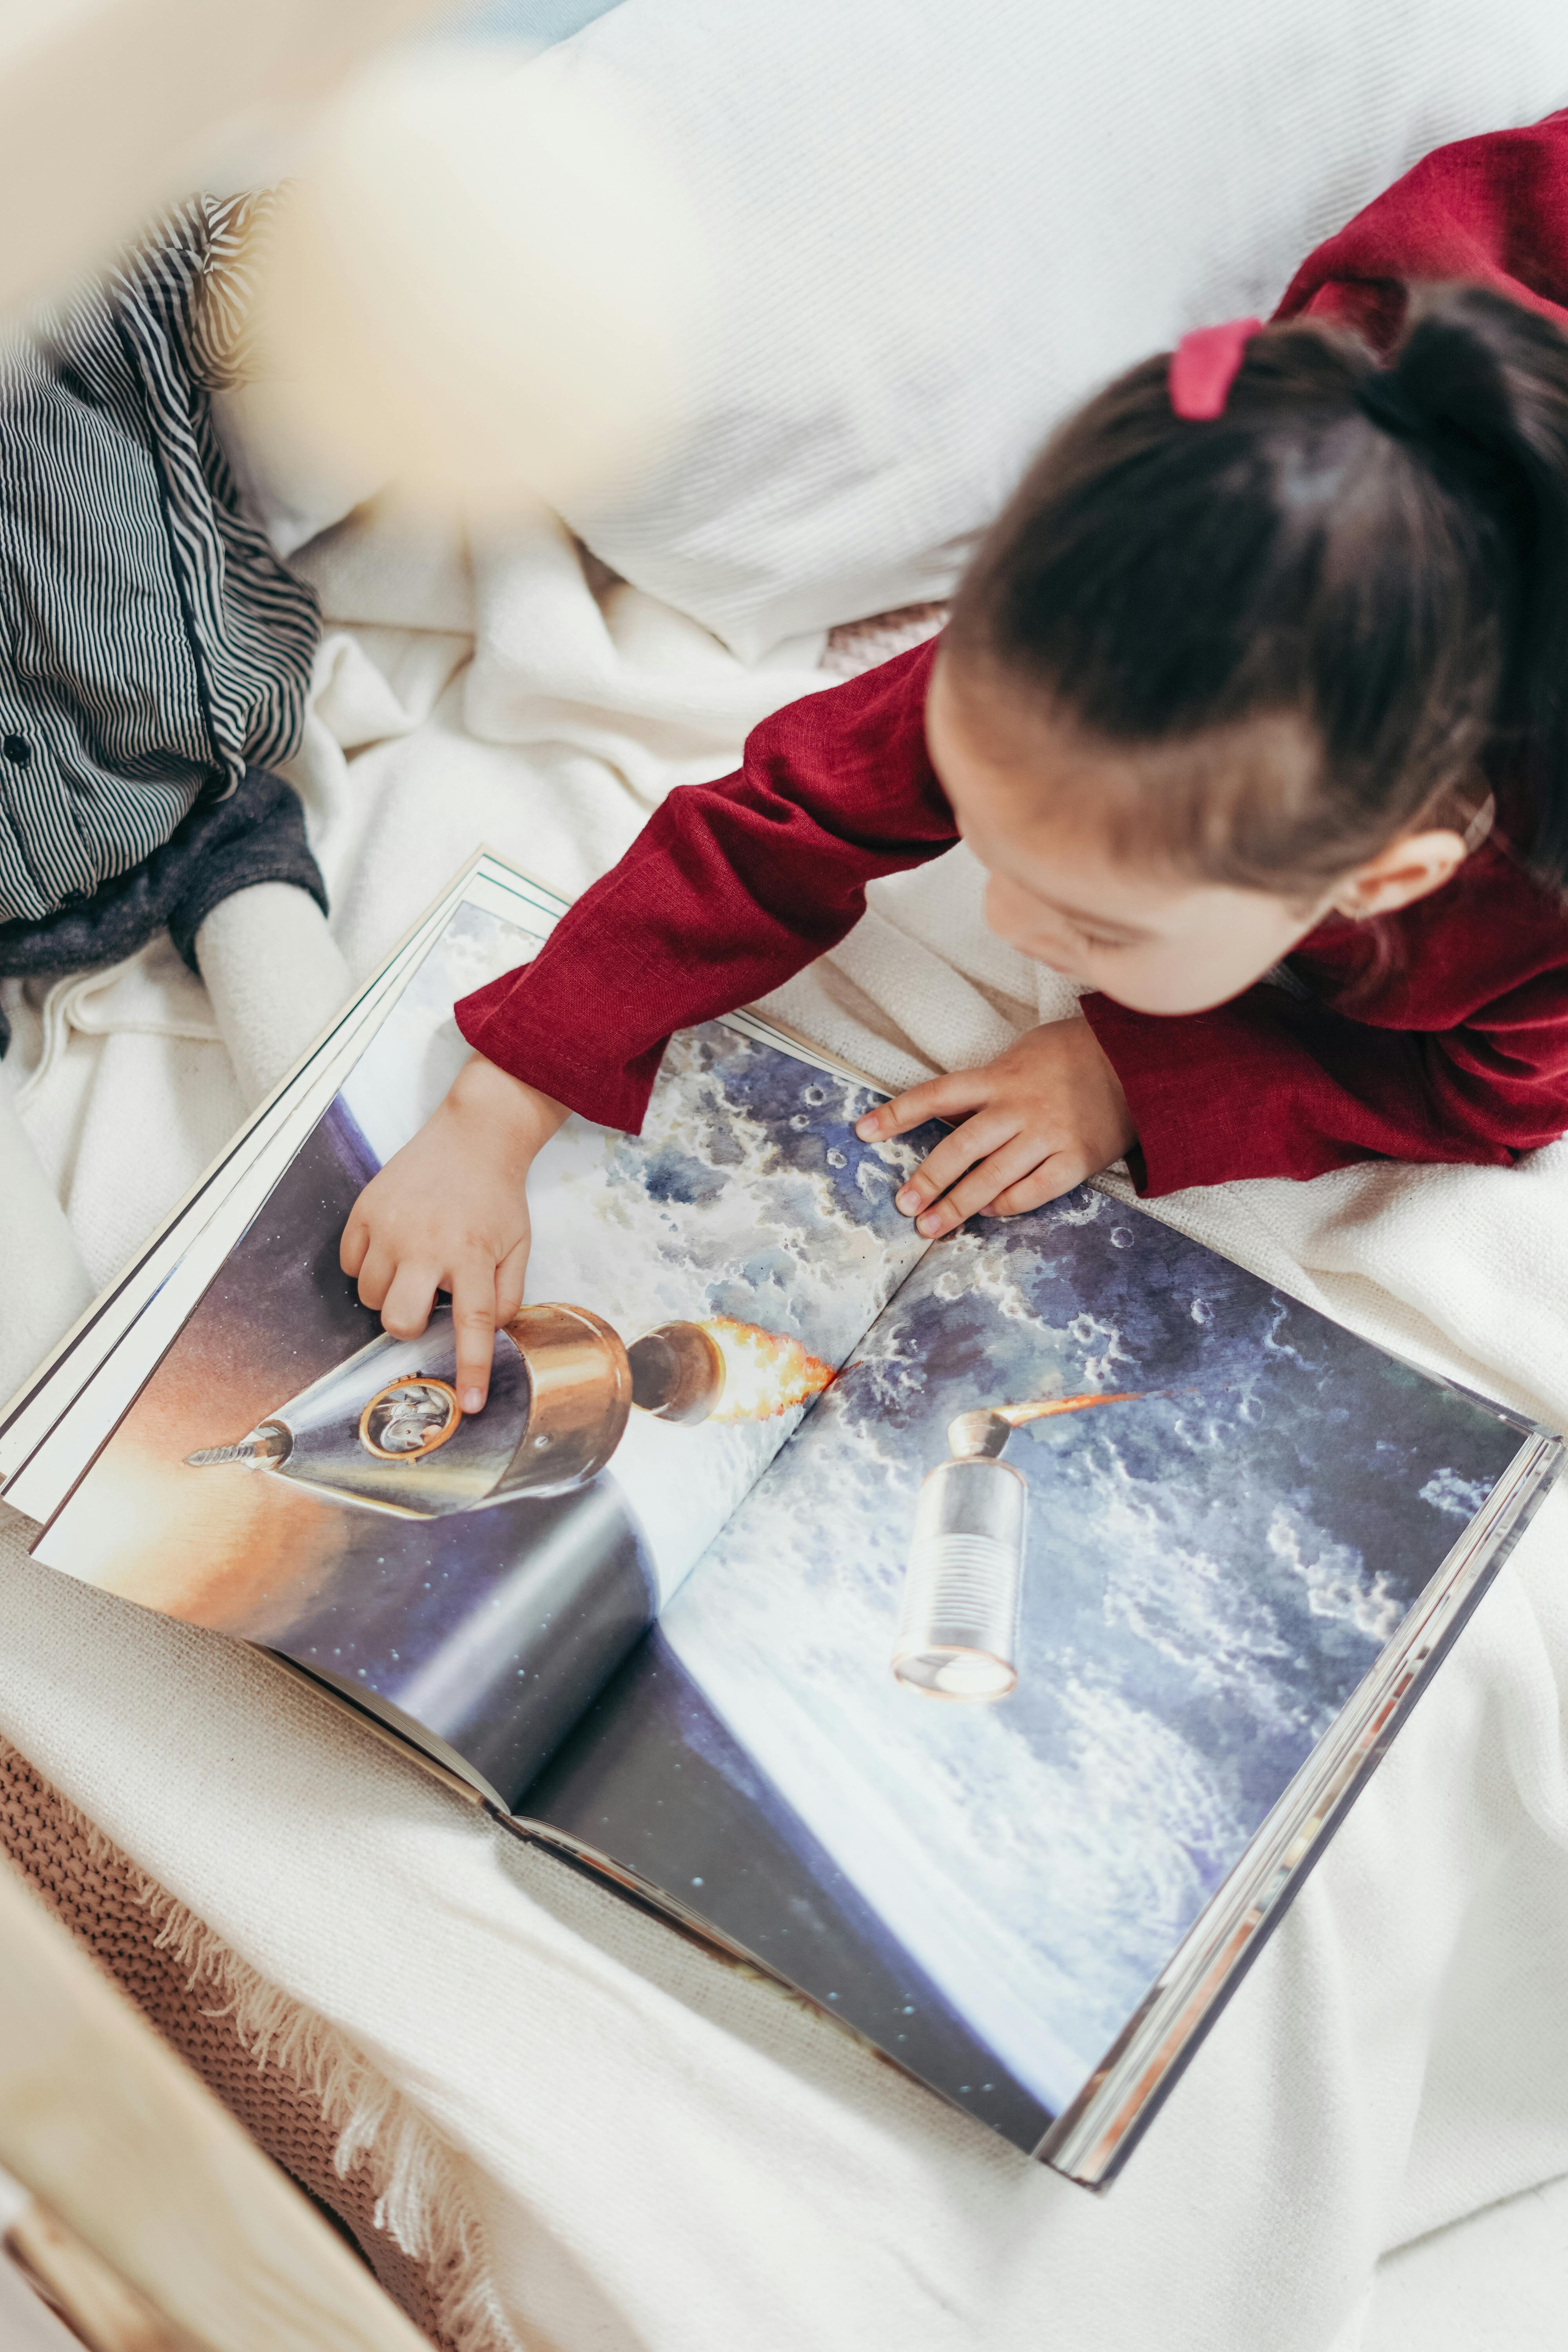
{"left": 1169, "top": 317, "right": 1262, "bottom": 420}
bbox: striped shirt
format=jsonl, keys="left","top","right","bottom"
{"left": 0, "top": 192, "right": 319, "bottom": 928}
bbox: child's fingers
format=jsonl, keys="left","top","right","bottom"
{"left": 379, "top": 1260, "right": 441, "bottom": 1343}
{"left": 339, "top": 1209, "right": 370, "bottom": 1279}
{"left": 354, "top": 1243, "right": 396, "bottom": 1314}
{"left": 912, "top": 1136, "right": 1051, "bottom": 1238}
{"left": 893, "top": 1111, "right": 1025, "bottom": 1219}
{"left": 494, "top": 1237, "right": 528, "bottom": 1333}
{"left": 450, "top": 1261, "right": 500, "bottom": 1413}
{"left": 984, "top": 1156, "right": 1087, "bottom": 1218}
{"left": 856, "top": 1070, "right": 988, "bottom": 1142}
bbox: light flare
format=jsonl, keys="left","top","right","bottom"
{"left": 698, "top": 1316, "right": 836, "bottom": 1423}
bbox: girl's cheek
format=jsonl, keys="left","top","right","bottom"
{"left": 984, "top": 895, "right": 1082, "bottom": 972}
{"left": 983, "top": 875, "right": 1050, "bottom": 954}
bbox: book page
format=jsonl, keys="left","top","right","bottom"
{"left": 31, "top": 877, "right": 933, "bottom": 1806}
{"left": 0, "top": 869, "right": 468, "bottom": 1499}
{"left": 521, "top": 1184, "right": 1530, "bottom": 2154}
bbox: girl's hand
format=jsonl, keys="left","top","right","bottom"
{"left": 855, "top": 1019, "right": 1135, "bottom": 1238}
{"left": 339, "top": 1056, "right": 568, "bottom": 1413}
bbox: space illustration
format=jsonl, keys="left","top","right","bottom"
{"left": 38, "top": 892, "right": 943, "bottom": 1798}
{"left": 37, "top": 884, "right": 1537, "bottom": 2162}
{"left": 184, "top": 1299, "right": 835, "bottom": 1520}
{"left": 591, "top": 1184, "right": 1528, "bottom": 2141}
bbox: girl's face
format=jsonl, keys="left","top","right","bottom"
{"left": 925, "top": 652, "right": 1455, "bottom": 1016}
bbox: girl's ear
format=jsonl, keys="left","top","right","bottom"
{"left": 1332, "top": 829, "right": 1471, "bottom": 920}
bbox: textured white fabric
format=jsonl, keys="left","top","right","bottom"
{"left": 548, "top": 0, "right": 1568, "bottom": 655}
{"left": 0, "top": 1492, "right": 1565, "bottom": 2352}
{"left": 0, "top": 1069, "right": 92, "bottom": 1401}
{"left": 2, "top": 502, "right": 1568, "bottom": 2351}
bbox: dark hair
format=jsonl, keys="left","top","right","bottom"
{"left": 947, "top": 284, "right": 1568, "bottom": 894}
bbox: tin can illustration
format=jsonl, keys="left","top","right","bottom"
{"left": 893, "top": 1454, "right": 1028, "bottom": 1700}
{"left": 893, "top": 1392, "right": 1142, "bottom": 1702}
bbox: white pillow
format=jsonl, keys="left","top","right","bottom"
{"left": 544, "top": 0, "right": 1568, "bottom": 660}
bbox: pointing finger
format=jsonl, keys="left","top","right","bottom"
{"left": 451, "top": 1261, "right": 499, "bottom": 1414}
{"left": 494, "top": 1236, "right": 528, "bottom": 1333}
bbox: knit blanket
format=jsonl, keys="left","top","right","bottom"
{"left": 2, "top": 502, "right": 1568, "bottom": 2352}
{"left": 0, "top": 1736, "right": 492, "bottom": 2352}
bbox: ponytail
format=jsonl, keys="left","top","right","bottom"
{"left": 1356, "top": 286, "right": 1568, "bottom": 890}
{"left": 949, "top": 282, "right": 1568, "bottom": 898}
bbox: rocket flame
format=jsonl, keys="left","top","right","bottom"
{"left": 698, "top": 1317, "right": 836, "bottom": 1423}
{"left": 992, "top": 1391, "right": 1143, "bottom": 1427}
{"left": 945, "top": 1391, "right": 1145, "bottom": 1461}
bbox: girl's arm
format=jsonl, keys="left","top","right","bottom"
{"left": 454, "top": 638, "right": 957, "bottom": 1130}
{"left": 1080, "top": 975, "right": 1568, "bottom": 1193}
{"left": 344, "top": 641, "right": 957, "bottom": 1408}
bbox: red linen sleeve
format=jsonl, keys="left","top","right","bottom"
{"left": 455, "top": 640, "right": 957, "bottom": 1132}
{"left": 1272, "top": 109, "right": 1568, "bottom": 350}
{"left": 1082, "top": 968, "right": 1568, "bottom": 1196}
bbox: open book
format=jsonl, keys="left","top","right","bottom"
{"left": 3, "top": 851, "right": 1559, "bottom": 2187}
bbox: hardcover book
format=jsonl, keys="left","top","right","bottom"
{"left": 2, "top": 851, "right": 1558, "bottom": 2186}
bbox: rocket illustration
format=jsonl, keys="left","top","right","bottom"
{"left": 893, "top": 1392, "right": 1142, "bottom": 1704}
{"left": 186, "top": 1305, "right": 832, "bottom": 1521}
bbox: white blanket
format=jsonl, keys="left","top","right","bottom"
{"left": 3, "top": 504, "right": 1568, "bottom": 2352}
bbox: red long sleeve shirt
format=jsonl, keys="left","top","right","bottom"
{"left": 456, "top": 639, "right": 1568, "bottom": 1195}
{"left": 458, "top": 110, "right": 1568, "bottom": 1197}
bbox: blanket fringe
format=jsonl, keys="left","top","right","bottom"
{"left": 57, "top": 1795, "right": 525, "bottom": 2352}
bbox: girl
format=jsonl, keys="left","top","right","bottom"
{"left": 343, "top": 280, "right": 1568, "bottom": 1412}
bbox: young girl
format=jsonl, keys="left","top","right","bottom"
{"left": 342, "top": 281, "right": 1568, "bottom": 1412}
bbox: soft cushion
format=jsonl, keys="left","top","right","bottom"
{"left": 545, "top": 0, "right": 1568, "bottom": 657}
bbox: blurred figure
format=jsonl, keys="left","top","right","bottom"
{"left": 0, "top": 192, "right": 325, "bottom": 1057}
